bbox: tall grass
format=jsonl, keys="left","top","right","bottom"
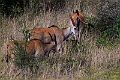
{"left": 0, "top": 0, "right": 120, "bottom": 80}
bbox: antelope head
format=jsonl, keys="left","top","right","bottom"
{"left": 70, "top": 10, "right": 93, "bottom": 38}
{"left": 68, "top": 16, "right": 79, "bottom": 39}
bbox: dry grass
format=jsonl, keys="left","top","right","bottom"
{"left": 0, "top": 0, "right": 120, "bottom": 80}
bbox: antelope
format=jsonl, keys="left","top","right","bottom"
{"left": 29, "top": 17, "right": 77, "bottom": 52}
{"left": 6, "top": 33, "right": 57, "bottom": 62}
{"left": 69, "top": 10, "right": 93, "bottom": 40}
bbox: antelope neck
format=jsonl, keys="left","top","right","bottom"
{"left": 62, "top": 27, "right": 72, "bottom": 41}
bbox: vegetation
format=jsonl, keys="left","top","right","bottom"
{"left": 0, "top": 0, "right": 65, "bottom": 17}
{"left": 0, "top": 0, "right": 120, "bottom": 80}
{"left": 97, "top": 16, "right": 120, "bottom": 47}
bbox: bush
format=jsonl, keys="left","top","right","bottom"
{"left": 96, "top": 1, "right": 120, "bottom": 31}
{"left": 97, "top": 16, "right": 120, "bottom": 46}
{"left": 0, "top": 0, "right": 65, "bottom": 17}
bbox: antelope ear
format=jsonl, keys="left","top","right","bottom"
{"left": 76, "top": 10, "right": 79, "bottom": 16}
{"left": 70, "top": 16, "right": 75, "bottom": 26}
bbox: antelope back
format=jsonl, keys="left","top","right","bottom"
{"left": 29, "top": 26, "right": 62, "bottom": 42}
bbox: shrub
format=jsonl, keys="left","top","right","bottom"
{"left": 97, "top": 16, "right": 120, "bottom": 46}
{"left": 96, "top": 1, "right": 120, "bottom": 31}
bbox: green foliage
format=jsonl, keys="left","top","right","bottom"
{"left": 13, "top": 40, "right": 46, "bottom": 75}
{"left": 22, "top": 27, "right": 30, "bottom": 41}
{"left": 0, "top": 0, "right": 27, "bottom": 17}
{"left": 100, "top": 67, "right": 120, "bottom": 80}
{"left": 0, "top": 0, "right": 65, "bottom": 17}
{"left": 13, "top": 40, "right": 29, "bottom": 68}
{"left": 96, "top": 1, "right": 120, "bottom": 31}
{"left": 11, "top": 27, "right": 30, "bottom": 68}
{"left": 97, "top": 16, "right": 120, "bottom": 47}
{"left": 0, "top": 74, "right": 10, "bottom": 80}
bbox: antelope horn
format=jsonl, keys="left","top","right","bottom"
{"left": 69, "top": 14, "right": 75, "bottom": 26}
{"left": 76, "top": 10, "right": 79, "bottom": 16}
{"left": 77, "top": 17, "right": 80, "bottom": 31}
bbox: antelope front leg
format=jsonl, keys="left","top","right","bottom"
{"left": 56, "top": 44, "right": 63, "bottom": 54}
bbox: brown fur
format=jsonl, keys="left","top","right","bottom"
{"left": 7, "top": 39, "right": 56, "bottom": 60}
{"left": 69, "top": 10, "right": 93, "bottom": 41}
{"left": 69, "top": 10, "right": 85, "bottom": 29}
{"left": 29, "top": 23, "right": 77, "bottom": 52}
{"left": 29, "top": 25, "right": 64, "bottom": 51}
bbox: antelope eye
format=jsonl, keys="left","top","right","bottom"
{"left": 74, "top": 27, "right": 77, "bottom": 30}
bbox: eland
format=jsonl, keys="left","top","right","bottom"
{"left": 6, "top": 33, "right": 57, "bottom": 62}
{"left": 69, "top": 10, "right": 93, "bottom": 40}
{"left": 29, "top": 17, "right": 77, "bottom": 52}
